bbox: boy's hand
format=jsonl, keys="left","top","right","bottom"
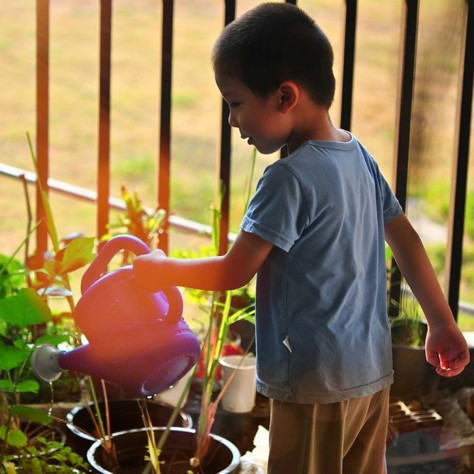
{"left": 425, "top": 323, "right": 470, "bottom": 377}
{"left": 133, "top": 249, "right": 168, "bottom": 292}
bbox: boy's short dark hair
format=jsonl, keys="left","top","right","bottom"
{"left": 212, "top": 2, "right": 336, "bottom": 108}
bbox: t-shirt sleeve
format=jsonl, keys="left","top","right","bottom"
{"left": 241, "top": 164, "right": 308, "bottom": 252}
{"left": 378, "top": 173, "right": 403, "bottom": 223}
{"left": 362, "top": 146, "right": 402, "bottom": 223}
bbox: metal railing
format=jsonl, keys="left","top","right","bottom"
{"left": 3, "top": 0, "right": 473, "bottom": 319}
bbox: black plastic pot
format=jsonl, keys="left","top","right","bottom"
{"left": 391, "top": 344, "right": 440, "bottom": 398}
{"left": 66, "top": 399, "right": 192, "bottom": 457}
{"left": 87, "top": 427, "right": 241, "bottom": 474}
{"left": 390, "top": 320, "right": 440, "bottom": 399}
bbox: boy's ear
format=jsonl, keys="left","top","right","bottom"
{"left": 278, "top": 81, "right": 299, "bottom": 113}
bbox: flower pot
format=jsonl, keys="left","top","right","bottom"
{"left": 391, "top": 344, "right": 440, "bottom": 398}
{"left": 219, "top": 355, "right": 256, "bottom": 413}
{"left": 87, "top": 426, "right": 241, "bottom": 473}
{"left": 66, "top": 399, "right": 192, "bottom": 457}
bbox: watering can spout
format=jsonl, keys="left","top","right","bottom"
{"left": 32, "top": 344, "right": 112, "bottom": 384}
{"left": 31, "top": 235, "right": 201, "bottom": 398}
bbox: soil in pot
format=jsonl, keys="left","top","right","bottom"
{"left": 87, "top": 427, "right": 241, "bottom": 474}
{"left": 66, "top": 399, "right": 192, "bottom": 457}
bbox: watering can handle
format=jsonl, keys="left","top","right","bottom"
{"left": 81, "top": 235, "right": 151, "bottom": 294}
{"left": 81, "top": 235, "right": 183, "bottom": 325}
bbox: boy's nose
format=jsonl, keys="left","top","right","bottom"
{"left": 228, "top": 111, "right": 238, "bottom": 128}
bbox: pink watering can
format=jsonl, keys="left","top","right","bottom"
{"left": 32, "top": 235, "right": 200, "bottom": 397}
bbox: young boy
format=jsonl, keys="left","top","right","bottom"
{"left": 134, "top": 3, "right": 469, "bottom": 473}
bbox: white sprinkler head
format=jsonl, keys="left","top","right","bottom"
{"left": 31, "top": 344, "right": 64, "bottom": 382}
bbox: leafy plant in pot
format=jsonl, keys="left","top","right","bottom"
{"left": 387, "top": 248, "right": 439, "bottom": 399}
{"left": 0, "top": 237, "right": 92, "bottom": 472}
{"left": 66, "top": 399, "right": 193, "bottom": 459}
{"left": 1, "top": 135, "right": 95, "bottom": 471}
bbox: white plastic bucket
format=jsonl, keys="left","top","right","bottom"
{"left": 154, "top": 366, "right": 194, "bottom": 407}
{"left": 219, "top": 355, "right": 256, "bottom": 413}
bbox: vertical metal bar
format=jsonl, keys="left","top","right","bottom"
{"left": 445, "top": 0, "right": 474, "bottom": 319}
{"left": 97, "top": 0, "right": 112, "bottom": 240}
{"left": 388, "top": 0, "right": 419, "bottom": 317}
{"left": 158, "top": 0, "right": 173, "bottom": 254}
{"left": 217, "top": 0, "right": 235, "bottom": 256}
{"left": 392, "top": 0, "right": 418, "bottom": 211}
{"left": 36, "top": 0, "right": 49, "bottom": 259}
{"left": 340, "top": 0, "right": 358, "bottom": 131}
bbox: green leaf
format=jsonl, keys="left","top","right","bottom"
{"left": 0, "top": 342, "right": 28, "bottom": 371}
{"left": 0, "top": 318, "right": 6, "bottom": 336}
{"left": 0, "top": 254, "right": 26, "bottom": 298}
{"left": 35, "top": 333, "right": 68, "bottom": 346}
{"left": 0, "top": 380, "right": 14, "bottom": 391}
{"left": 0, "top": 288, "right": 51, "bottom": 328}
{"left": 28, "top": 133, "right": 60, "bottom": 253}
{"left": 0, "top": 377, "right": 39, "bottom": 394}
{"left": 10, "top": 405, "right": 52, "bottom": 425}
{"left": 15, "top": 380, "right": 40, "bottom": 393}
{"left": 0, "top": 426, "right": 28, "bottom": 448}
{"left": 58, "top": 237, "right": 95, "bottom": 275}
{"left": 2, "top": 460, "right": 16, "bottom": 474}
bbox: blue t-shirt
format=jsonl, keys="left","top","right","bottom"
{"left": 241, "top": 134, "right": 402, "bottom": 403}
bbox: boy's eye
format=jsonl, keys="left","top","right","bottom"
{"left": 229, "top": 102, "right": 241, "bottom": 108}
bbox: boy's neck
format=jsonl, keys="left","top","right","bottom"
{"left": 287, "top": 109, "right": 350, "bottom": 154}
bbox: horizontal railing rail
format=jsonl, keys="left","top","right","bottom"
{"left": 0, "top": 162, "right": 218, "bottom": 239}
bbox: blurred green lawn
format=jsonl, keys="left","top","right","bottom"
{"left": 1, "top": 0, "right": 472, "bottom": 327}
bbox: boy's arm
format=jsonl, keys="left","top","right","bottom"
{"left": 385, "top": 213, "right": 470, "bottom": 377}
{"left": 133, "top": 230, "right": 273, "bottom": 292}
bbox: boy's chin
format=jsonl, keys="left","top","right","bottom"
{"left": 253, "top": 143, "right": 284, "bottom": 155}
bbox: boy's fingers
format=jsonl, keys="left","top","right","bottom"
{"left": 432, "top": 350, "right": 470, "bottom": 377}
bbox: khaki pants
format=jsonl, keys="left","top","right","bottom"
{"left": 268, "top": 387, "right": 390, "bottom": 474}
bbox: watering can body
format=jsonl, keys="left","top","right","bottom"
{"left": 33, "top": 235, "right": 200, "bottom": 397}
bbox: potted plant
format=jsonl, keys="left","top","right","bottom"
{"left": 1, "top": 135, "right": 96, "bottom": 471}
{"left": 387, "top": 247, "right": 440, "bottom": 399}
{"left": 0, "top": 245, "right": 90, "bottom": 472}
{"left": 66, "top": 399, "right": 193, "bottom": 458}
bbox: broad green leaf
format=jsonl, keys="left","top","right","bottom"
{"left": 58, "top": 236, "right": 95, "bottom": 274}
{"left": 0, "top": 380, "right": 14, "bottom": 391}
{"left": 35, "top": 333, "right": 69, "bottom": 346}
{"left": 0, "top": 288, "right": 51, "bottom": 328}
{"left": 2, "top": 461, "right": 16, "bottom": 474}
{"left": 0, "top": 343, "right": 28, "bottom": 371}
{"left": 0, "top": 254, "right": 25, "bottom": 298}
{"left": 42, "top": 259, "right": 59, "bottom": 279}
{"left": 10, "top": 405, "right": 52, "bottom": 425}
{"left": 15, "top": 380, "right": 40, "bottom": 394}
{"left": 0, "top": 318, "right": 6, "bottom": 336}
{"left": 0, "top": 426, "right": 28, "bottom": 448}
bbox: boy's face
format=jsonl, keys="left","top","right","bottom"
{"left": 215, "top": 71, "right": 290, "bottom": 155}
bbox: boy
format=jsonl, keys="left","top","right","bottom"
{"left": 134, "top": 3, "right": 469, "bottom": 473}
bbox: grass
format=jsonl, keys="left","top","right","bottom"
{"left": 1, "top": 0, "right": 473, "bottom": 327}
